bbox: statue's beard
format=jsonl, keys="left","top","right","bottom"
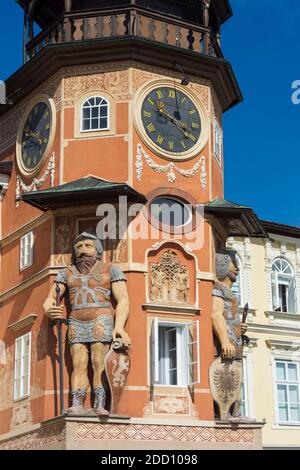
{"left": 75, "top": 254, "right": 97, "bottom": 274}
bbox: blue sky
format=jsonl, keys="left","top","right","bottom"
{"left": 0, "top": 0, "right": 299, "bottom": 227}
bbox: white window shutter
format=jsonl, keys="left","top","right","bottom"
{"left": 187, "top": 320, "right": 200, "bottom": 386}
{"left": 20, "top": 236, "right": 25, "bottom": 269}
{"left": 29, "top": 232, "right": 34, "bottom": 266}
{"left": 288, "top": 276, "right": 297, "bottom": 313}
{"left": 151, "top": 318, "right": 159, "bottom": 384}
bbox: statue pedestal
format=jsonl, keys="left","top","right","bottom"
{"left": 0, "top": 416, "right": 265, "bottom": 450}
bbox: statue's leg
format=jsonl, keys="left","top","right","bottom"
{"left": 65, "top": 343, "right": 89, "bottom": 416}
{"left": 91, "top": 342, "right": 110, "bottom": 416}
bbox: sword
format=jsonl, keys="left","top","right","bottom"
{"left": 241, "top": 303, "right": 250, "bottom": 348}
{"left": 50, "top": 282, "right": 68, "bottom": 416}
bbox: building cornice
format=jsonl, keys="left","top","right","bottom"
{"left": 248, "top": 323, "right": 300, "bottom": 337}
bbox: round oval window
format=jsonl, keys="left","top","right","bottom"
{"left": 150, "top": 197, "right": 191, "bottom": 228}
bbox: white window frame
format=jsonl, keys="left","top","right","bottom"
{"left": 80, "top": 96, "right": 110, "bottom": 133}
{"left": 20, "top": 231, "right": 34, "bottom": 271}
{"left": 232, "top": 255, "right": 244, "bottom": 307}
{"left": 151, "top": 319, "right": 200, "bottom": 388}
{"left": 240, "top": 349, "right": 256, "bottom": 420}
{"left": 14, "top": 332, "right": 31, "bottom": 401}
{"left": 271, "top": 258, "right": 296, "bottom": 313}
{"left": 273, "top": 359, "right": 300, "bottom": 426}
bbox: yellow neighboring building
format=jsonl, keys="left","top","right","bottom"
{"left": 230, "top": 220, "right": 300, "bottom": 450}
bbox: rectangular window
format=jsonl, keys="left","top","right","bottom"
{"left": 151, "top": 319, "right": 200, "bottom": 387}
{"left": 214, "top": 121, "right": 222, "bottom": 164}
{"left": 20, "top": 231, "right": 34, "bottom": 270}
{"left": 275, "top": 360, "right": 300, "bottom": 424}
{"left": 14, "top": 333, "right": 31, "bottom": 400}
{"left": 240, "top": 357, "right": 249, "bottom": 417}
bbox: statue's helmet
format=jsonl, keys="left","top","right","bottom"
{"left": 73, "top": 230, "right": 103, "bottom": 258}
{"left": 215, "top": 249, "right": 237, "bottom": 281}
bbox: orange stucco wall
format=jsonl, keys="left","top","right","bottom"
{"left": 0, "top": 63, "right": 225, "bottom": 434}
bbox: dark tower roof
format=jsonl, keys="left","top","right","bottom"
{"left": 16, "top": 0, "right": 232, "bottom": 29}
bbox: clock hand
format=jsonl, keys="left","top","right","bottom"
{"left": 24, "top": 128, "right": 42, "bottom": 146}
{"left": 156, "top": 102, "right": 189, "bottom": 138}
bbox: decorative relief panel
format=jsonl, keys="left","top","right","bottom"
{"left": 76, "top": 422, "right": 256, "bottom": 444}
{"left": 63, "top": 70, "right": 130, "bottom": 105}
{"left": 11, "top": 402, "right": 33, "bottom": 428}
{"left": 153, "top": 396, "right": 190, "bottom": 415}
{"left": 54, "top": 216, "right": 77, "bottom": 267}
{"left": 150, "top": 250, "right": 189, "bottom": 304}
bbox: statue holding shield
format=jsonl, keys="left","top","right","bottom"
{"left": 209, "top": 249, "right": 251, "bottom": 423}
{"left": 44, "top": 231, "right": 131, "bottom": 416}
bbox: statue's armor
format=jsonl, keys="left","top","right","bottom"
{"left": 56, "top": 261, "right": 126, "bottom": 344}
{"left": 212, "top": 281, "right": 242, "bottom": 359}
{"left": 66, "top": 262, "right": 113, "bottom": 317}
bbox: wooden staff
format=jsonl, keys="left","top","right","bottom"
{"left": 51, "top": 283, "right": 68, "bottom": 416}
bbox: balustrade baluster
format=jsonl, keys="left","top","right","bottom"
{"left": 103, "top": 15, "right": 112, "bottom": 37}
{"left": 96, "top": 15, "right": 103, "bottom": 38}
{"left": 179, "top": 27, "right": 189, "bottom": 50}
{"left": 192, "top": 31, "right": 202, "bottom": 53}
{"left": 73, "top": 18, "right": 83, "bottom": 41}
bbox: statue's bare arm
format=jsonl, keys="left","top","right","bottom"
{"left": 211, "top": 296, "right": 236, "bottom": 358}
{"left": 111, "top": 281, "right": 131, "bottom": 347}
{"left": 43, "top": 283, "right": 67, "bottom": 320}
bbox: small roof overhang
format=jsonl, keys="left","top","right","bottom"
{"left": 205, "top": 198, "right": 268, "bottom": 239}
{"left": 21, "top": 176, "right": 147, "bottom": 211}
{"left": 0, "top": 161, "right": 13, "bottom": 175}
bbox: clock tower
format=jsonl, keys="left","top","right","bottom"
{"left": 0, "top": 0, "right": 266, "bottom": 449}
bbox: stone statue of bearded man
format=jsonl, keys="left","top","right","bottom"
{"left": 44, "top": 231, "right": 131, "bottom": 416}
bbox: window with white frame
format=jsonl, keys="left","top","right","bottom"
{"left": 271, "top": 258, "right": 297, "bottom": 313}
{"left": 240, "top": 356, "right": 249, "bottom": 417}
{"left": 20, "top": 231, "right": 34, "bottom": 270}
{"left": 214, "top": 120, "right": 222, "bottom": 164}
{"left": 232, "top": 255, "right": 244, "bottom": 307}
{"left": 81, "top": 96, "right": 109, "bottom": 132}
{"left": 151, "top": 319, "right": 200, "bottom": 387}
{"left": 14, "top": 333, "right": 31, "bottom": 400}
{"left": 275, "top": 360, "right": 300, "bottom": 424}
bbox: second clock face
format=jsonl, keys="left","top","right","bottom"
{"left": 20, "top": 101, "right": 51, "bottom": 172}
{"left": 141, "top": 86, "right": 201, "bottom": 154}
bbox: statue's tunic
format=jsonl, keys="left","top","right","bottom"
{"left": 56, "top": 261, "right": 126, "bottom": 344}
{"left": 212, "top": 281, "right": 242, "bottom": 359}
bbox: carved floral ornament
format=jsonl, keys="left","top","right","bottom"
{"left": 150, "top": 250, "right": 190, "bottom": 305}
{"left": 15, "top": 152, "right": 55, "bottom": 207}
{"left": 136, "top": 144, "right": 207, "bottom": 190}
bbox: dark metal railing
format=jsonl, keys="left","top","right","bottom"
{"left": 25, "top": 7, "right": 223, "bottom": 61}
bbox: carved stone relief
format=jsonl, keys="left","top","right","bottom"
{"left": 63, "top": 70, "right": 130, "bottom": 105}
{"left": 153, "top": 396, "right": 189, "bottom": 415}
{"left": 54, "top": 216, "right": 77, "bottom": 266}
{"left": 11, "top": 402, "right": 33, "bottom": 428}
{"left": 150, "top": 250, "right": 190, "bottom": 304}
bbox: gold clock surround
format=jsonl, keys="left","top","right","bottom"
{"left": 16, "top": 95, "right": 56, "bottom": 177}
{"left": 133, "top": 79, "right": 210, "bottom": 161}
